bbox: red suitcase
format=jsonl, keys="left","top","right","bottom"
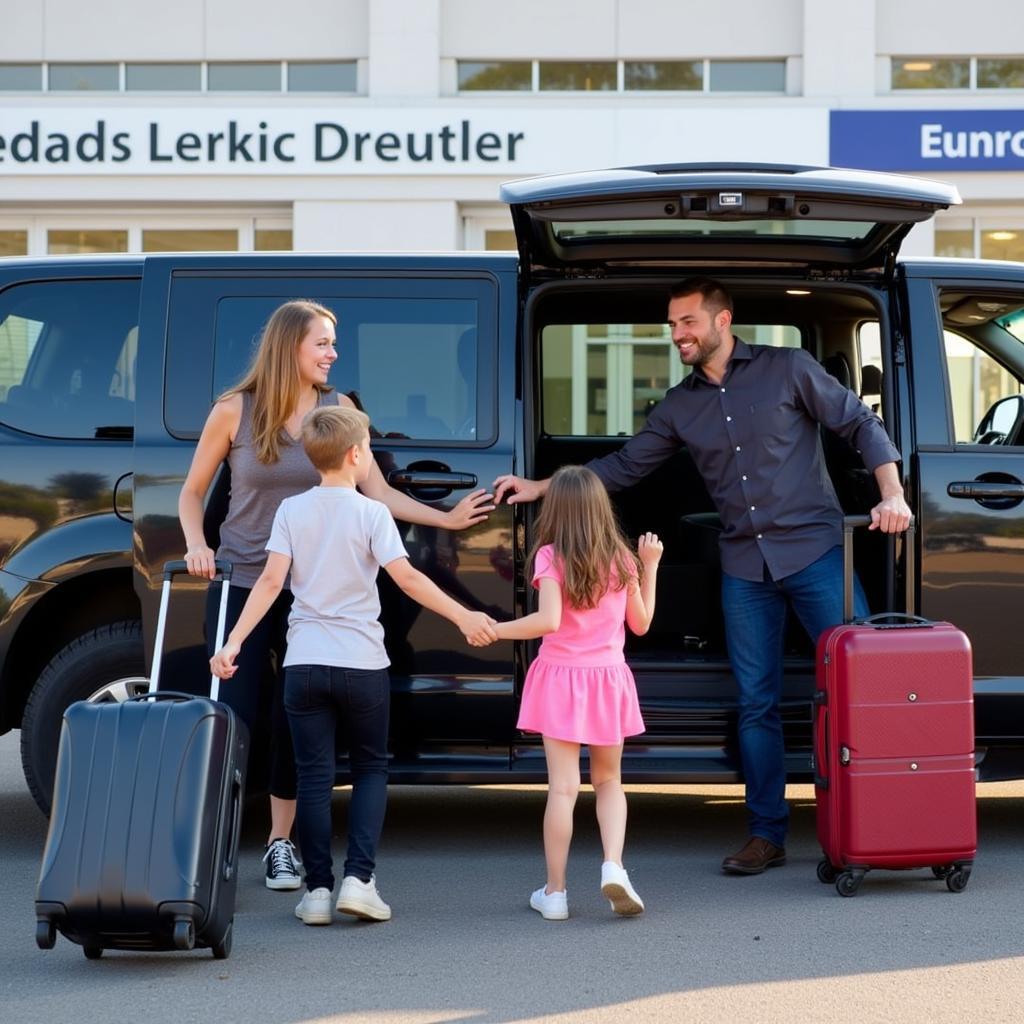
{"left": 813, "top": 517, "right": 976, "bottom": 897}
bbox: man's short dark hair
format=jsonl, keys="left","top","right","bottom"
{"left": 669, "top": 277, "right": 734, "bottom": 317}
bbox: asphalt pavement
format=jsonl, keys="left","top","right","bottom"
{"left": 2, "top": 729, "right": 1023, "bottom": 1024}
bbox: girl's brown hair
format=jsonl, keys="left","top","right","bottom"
{"left": 530, "top": 465, "right": 641, "bottom": 609}
{"left": 220, "top": 300, "right": 336, "bottom": 464}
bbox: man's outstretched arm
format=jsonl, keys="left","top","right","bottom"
{"left": 492, "top": 474, "right": 550, "bottom": 506}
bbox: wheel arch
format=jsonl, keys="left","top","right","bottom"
{"left": 0, "top": 567, "right": 140, "bottom": 731}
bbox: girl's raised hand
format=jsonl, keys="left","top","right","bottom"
{"left": 638, "top": 532, "right": 663, "bottom": 568}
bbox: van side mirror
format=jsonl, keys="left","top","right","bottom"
{"left": 974, "top": 394, "right": 1024, "bottom": 445}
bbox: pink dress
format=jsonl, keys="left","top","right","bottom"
{"left": 516, "top": 544, "right": 645, "bottom": 746}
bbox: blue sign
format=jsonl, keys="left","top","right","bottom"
{"left": 830, "top": 109, "right": 1024, "bottom": 171}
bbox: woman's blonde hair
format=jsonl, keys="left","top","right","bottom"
{"left": 221, "top": 300, "right": 336, "bottom": 464}
{"left": 530, "top": 465, "right": 640, "bottom": 610}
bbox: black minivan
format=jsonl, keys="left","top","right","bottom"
{"left": 2, "top": 164, "right": 1023, "bottom": 813}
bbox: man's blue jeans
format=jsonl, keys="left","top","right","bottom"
{"left": 721, "top": 545, "right": 868, "bottom": 847}
{"left": 284, "top": 664, "right": 390, "bottom": 892}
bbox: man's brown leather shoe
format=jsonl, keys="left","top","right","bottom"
{"left": 721, "top": 837, "right": 786, "bottom": 875}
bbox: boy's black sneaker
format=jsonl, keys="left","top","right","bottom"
{"left": 263, "top": 838, "right": 302, "bottom": 890}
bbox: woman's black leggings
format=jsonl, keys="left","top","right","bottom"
{"left": 205, "top": 581, "right": 296, "bottom": 800}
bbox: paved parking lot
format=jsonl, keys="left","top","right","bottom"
{"left": 2, "top": 730, "right": 1023, "bottom": 1024}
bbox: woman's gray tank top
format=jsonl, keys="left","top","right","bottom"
{"left": 216, "top": 389, "right": 340, "bottom": 588}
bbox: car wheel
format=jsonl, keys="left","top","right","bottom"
{"left": 20, "top": 621, "right": 146, "bottom": 815}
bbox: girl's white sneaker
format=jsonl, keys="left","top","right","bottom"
{"left": 529, "top": 886, "right": 569, "bottom": 920}
{"left": 600, "top": 861, "right": 645, "bottom": 916}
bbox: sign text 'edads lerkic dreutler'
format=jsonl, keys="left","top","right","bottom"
{"left": 0, "top": 112, "right": 527, "bottom": 173}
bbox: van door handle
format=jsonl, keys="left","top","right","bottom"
{"left": 948, "top": 481, "right": 1024, "bottom": 499}
{"left": 388, "top": 470, "right": 478, "bottom": 490}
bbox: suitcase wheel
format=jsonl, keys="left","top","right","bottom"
{"left": 82, "top": 945, "right": 103, "bottom": 960}
{"left": 945, "top": 866, "right": 971, "bottom": 894}
{"left": 211, "top": 921, "right": 232, "bottom": 960}
{"left": 35, "top": 920, "right": 56, "bottom": 950}
{"left": 816, "top": 859, "right": 837, "bottom": 884}
{"left": 835, "top": 871, "right": 863, "bottom": 897}
{"left": 931, "top": 865, "right": 953, "bottom": 880}
{"left": 173, "top": 918, "right": 196, "bottom": 951}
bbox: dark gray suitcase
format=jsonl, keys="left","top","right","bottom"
{"left": 35, "top": 561, "right": 247, "bottom": 959}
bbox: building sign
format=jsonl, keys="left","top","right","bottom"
{"left": 0, "top": 107, "right": 829, "bottom": 176}
{"left": 831, "top": 109, "right": 1024, "bottom": 171}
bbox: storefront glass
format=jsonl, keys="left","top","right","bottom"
{"left": 142, "top": 230, "right": 239, "bottom": 252}
{"left": 48, "top": 230, "right": 128, "bottom": 254}
{"left": 0, "top": 232, "right": 28, "bottom": 257}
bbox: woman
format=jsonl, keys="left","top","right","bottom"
{"left": 178, "top": 299, "right": 493, "bottom": 890}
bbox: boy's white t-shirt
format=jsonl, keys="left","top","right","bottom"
{"left": 266, "top": 486, "right": 408, "bottom": 669}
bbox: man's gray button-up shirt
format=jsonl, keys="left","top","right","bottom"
{"left": 587, "top": 338, "right": 900, "bottom": 583}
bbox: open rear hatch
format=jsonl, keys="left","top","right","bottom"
{"left": 502, "top": 164, "right": 960, "bottom": 279}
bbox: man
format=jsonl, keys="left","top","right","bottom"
{"left": 493, "top": 277, "right": 911, "bottom": 876}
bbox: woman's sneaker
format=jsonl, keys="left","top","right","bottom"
{"left": 336, "top": 875, "right": 392, "bottom": 921}
{"left": 600, "top": 861, "right": 645, "bottom": 916}
{"left": 263, "top": 838, "right": 303, "bottom": 891}
{"left": 294, "top": 887, "right": 333, "bottom": 925}
{"left": 529, "top": 886, "right": 569, "bottom": 921}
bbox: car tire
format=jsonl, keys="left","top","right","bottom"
{"left": 20, "top": 620, "right": 146, "bottom": 815}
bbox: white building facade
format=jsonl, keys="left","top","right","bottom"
{"left": 1, "top": 0, "right": 1023, "bottom": 262}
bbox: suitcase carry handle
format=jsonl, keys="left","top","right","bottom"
{"left": 223, "top": 768, "right": 243, "bottom": 882}
{"left": 858, "top": 612, "right": 933, "bottom": 630}
{"left": 149, "top": 560, "right": 233, "bottom": 702}
{"left": 842, "top": 515, "right": 915, "bottom": 624}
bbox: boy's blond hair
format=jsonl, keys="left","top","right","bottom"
{"left": 301, "top": 406, "right": 370, "bottom": 472}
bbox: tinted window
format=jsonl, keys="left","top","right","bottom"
{"left": 287, "top": 62, "right": 357, "bottom": 92}
{"left": 125, "top": 63, "right": 202, "bottom": 91}
{"left": 0, "top": 64, "right": 42, "bottom": 90}
{"left": 165, "top": 277, "right": 497, "bottom": 445}
{"left": 48, "top": 63, "right": 119, "bottom": 91}
{"left": 207, "top": 62, "right": 281, "bottom": 91}
{"left": 0, "top": 279, "right": 140, "bottom": 439}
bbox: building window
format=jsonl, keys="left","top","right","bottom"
{"left": 539, "top": 61, "right": 617, "bottom": 91}
{"left": 125, "top": 63, "right": 201, "bottom": 91}
{"left": 0, "top": 231, "right": 28, "bottom": 257}
{"left": 457, "top": 61, "right": 532, "bottom": 91}
{"left": 978, "top": 58, "right": 1024, "bottom": 89}
{"left": 254, "top": 229, "right": 293, "bottom": 251}
{"left": 936, "top": 223, "right": 1024, "bottom": 263}
{"left": 287, "top": 61, "right": 357, "bottom": 92}
{"left": 47, "top": 230, "right": 128, "bottom": 255}
{"left": 456, "top": 58, "right": 789, "bottom": 94}
{"left": 889, "top": 56, "right": 1024, "bottom": 91}
{"left": 0, "top": 64, "right": 42, "bottom": 90}
{"left": 624, "top": 61, "right": 702, "bottom": 91}
{"left": 207, "top": 62, "right": 282, "bottom": 91}
{"left": 48, "top": 63, "right": 120, "bottom": 91}
{"left": 709, "top": 60, "right": 786, "bottom": 92}
{"left": 142, "top": 230, "right": 239, "bottom": 252}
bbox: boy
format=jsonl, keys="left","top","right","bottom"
{"left": 211, "top": 406, "right": 497, "bottom": 925}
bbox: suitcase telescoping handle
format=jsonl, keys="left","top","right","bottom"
{"left": 841, "top": 515, "right": 920, "bottom": 626}
{"left": 149, "top": 560, "right": 233, "bottom": 702}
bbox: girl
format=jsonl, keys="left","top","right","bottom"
{"left": 493, "top": 465, "right": 662, "bottom": 920}
{"left": 179, "top": 299, "right": 493, "bottom": 891}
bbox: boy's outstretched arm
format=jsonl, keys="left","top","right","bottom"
{"left": 384, "top": 557, "right": 498, "bottom": 646}
{"left": 625, "top": 533, "right": 663, "bottom": 636}
{"left": 492, "top": 578, "right": 562, "bottom": 641}
{"left": 210, "top": 552, "right": 290, "bottom": 678}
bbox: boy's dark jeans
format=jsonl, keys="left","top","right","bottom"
{"left": 284, "top": 664, "right": 390, "bottom": 892}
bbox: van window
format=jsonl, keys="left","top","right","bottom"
{"left": 211, "top": 296, "right": 482, "bottom": 442}
{"left": 0, "top": 279, "right": 139, "bottom": 439}
{"left": 540, "top": 321, "right": 800, "bottom": 437}
{"left": 939, "top": 290, "right": 1024, "bottom": 446}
